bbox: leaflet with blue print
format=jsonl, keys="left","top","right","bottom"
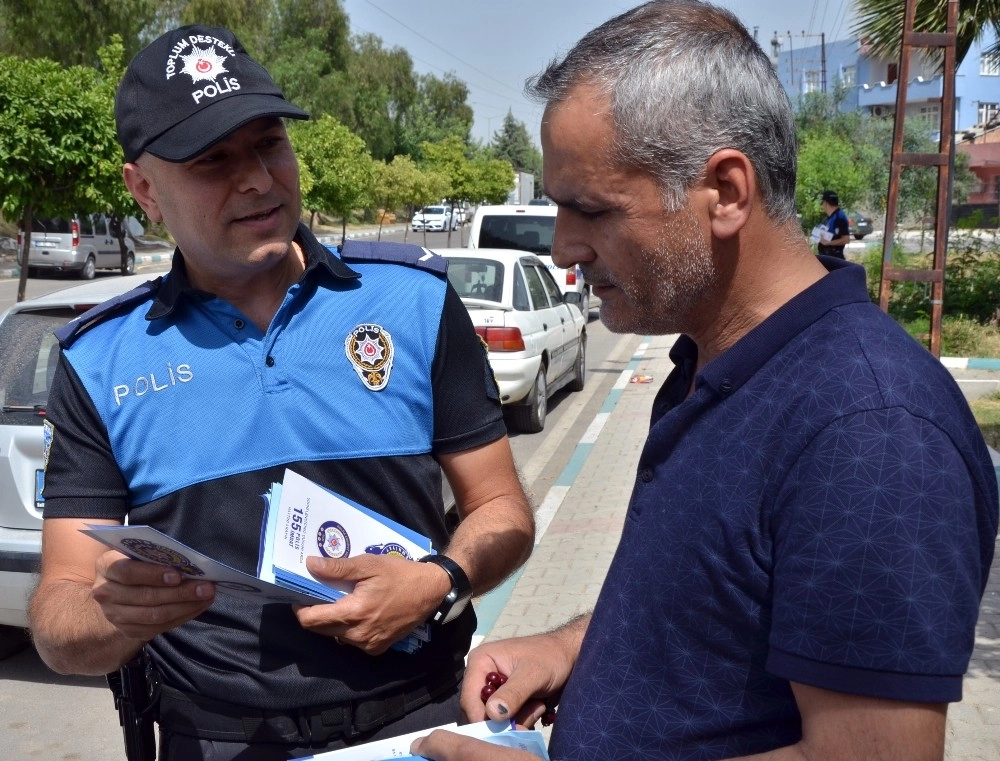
{"left": 259, "top": 468, "right": 433, "bottom": 653}
{"left": 298, "top": 719, "right": 550, "bottom": 761}
{"left": 81, "top": 468, "right": 434, "bottom": 653}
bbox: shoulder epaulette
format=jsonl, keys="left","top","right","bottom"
{"left": 55, "top": 277, "right": 163, "bottom": 349}
{"left": 337, "top": 240, "right": 448, "bottom": 276}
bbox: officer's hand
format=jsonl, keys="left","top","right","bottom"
{"left": 294, "top": 554, "right": 451, "bottom": 655}
{"left": 91, "top": 550, "right": 215, "bottom": 640}
{"left": 410, "top": 730, "right": 539, "bottom": 761}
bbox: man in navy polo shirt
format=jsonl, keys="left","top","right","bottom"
{"left": 411, "top": 2, "right": 999, "bottom": 761}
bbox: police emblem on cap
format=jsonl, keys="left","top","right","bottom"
{"left": 317, "top": 521, "right": 351, "bottom": 559}
{"left": 345, "top": 323, "right": 394, "bottom": 391}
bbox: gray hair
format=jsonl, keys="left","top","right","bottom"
{"left": 525, "top": 0, "right": 798, "bottom": 222}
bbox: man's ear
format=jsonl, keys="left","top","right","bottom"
{"left": 703, "top": 149, "right": 753, "bottom": 240}
{"left": 122, "top": 162, "right": 163, "bottom": 223}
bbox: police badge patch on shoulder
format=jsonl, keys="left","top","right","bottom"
{"left": 345, "top": 323, "right": 394, "bottom": 391}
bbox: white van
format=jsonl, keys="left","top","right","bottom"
{"left": 18, "top": 213, "right": 136, "bottom": 279}
{"left": 467, "top": 205, "right": 589, "bottom": 315}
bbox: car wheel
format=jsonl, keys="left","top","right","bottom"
{"left": 581, "top": 288, "right": 591, "bottom": 317}
{"left": 854, "top": 234, "right": 865, "bottom": 240}
{"left": 510, "top": 367, "right": 547, "bottom": 433}
{"left": 568, "top": 333, "right": 586, "bottom": 392}
{"left": 125, "top": 252, "right": 135, "bottom": 275}
{"left": 79, "top": 256, "right": 96, "bottom": 280}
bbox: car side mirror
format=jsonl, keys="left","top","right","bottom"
{"left": 563, "top": 292, "right": 582, "bottom": 305}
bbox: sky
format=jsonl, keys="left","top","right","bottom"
{"left": 341, "top": 0, "right": 859, "bottom": 148}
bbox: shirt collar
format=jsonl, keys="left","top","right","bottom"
{"left": 144, "top": 223, "right": 360, "bottom": 321}
{"left": 676, "top": 258, "right": 870, "bottom": 399}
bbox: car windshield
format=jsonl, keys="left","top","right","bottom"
{"left": 422, "top": 207, "right": 446, "bottom": 215}
{"left": 0, "top": 309, "right": 73, "bottom": 425}
{"left": 478, "top": 215, "right": 554, "bottom": 255}
{"left": 446, "top": 258, "right": 505, "bottom": 302}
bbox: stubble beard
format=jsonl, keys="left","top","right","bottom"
{"left": 597, "top": 208, "right": 718, "bottom": 336}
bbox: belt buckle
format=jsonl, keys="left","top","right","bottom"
{"left": 301, "top": 704, "right": 352, "bottom": 743}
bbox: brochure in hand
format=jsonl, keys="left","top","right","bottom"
{"left": 82, "top": 468, "right": 435, "bottom": 652}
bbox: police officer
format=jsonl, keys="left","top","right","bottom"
{"left": 817, "top": 189, "right": 851, "bottom": 259}
{"left": 28, "top": 24, "right": 534, "bottom": 761}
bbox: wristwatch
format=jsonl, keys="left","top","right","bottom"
{"left": 419, "top": 554, "right": 472, "bottom": 624}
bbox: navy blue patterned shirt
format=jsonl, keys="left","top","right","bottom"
{"left": 548, "top": 258, "right": 998, "bottom": 761}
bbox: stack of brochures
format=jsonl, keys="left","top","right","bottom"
{"left": 299, "top": 719, "right": 550, "bottom": 760}
{"left": 82, "top": 468, "right": 435, "bottom": 653}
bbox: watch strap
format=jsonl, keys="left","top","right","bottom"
{"left": 419, "top": 554, "right": 472, "bottom": 624}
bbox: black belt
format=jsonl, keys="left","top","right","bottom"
{"left": 157, "top": 673, "right": 460, "bottom": 744}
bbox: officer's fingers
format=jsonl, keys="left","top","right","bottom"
{"left": 97, "top": 552, "right": 187, "bottom": 587}
{"left": 304, "top": 555, "right": 367, "bottom": 582}
{"left": 93, "top": 575, "right": 214, "bottom": 610}
{"left": 102, "top": 595, "right": 215, "bottom": 638}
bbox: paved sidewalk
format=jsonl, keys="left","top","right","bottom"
{"left": 487, "top": 332, "right": 1000, "bottom": 761}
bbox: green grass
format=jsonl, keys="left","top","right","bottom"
{"left": 968, "top": 392, "right": 1000, "bottom": 450}
{"left": 895, "top": 316, "right": 1000, "bottom": 448}
{"left": 897, "top": 315, "right": 1000, "bottom": 359}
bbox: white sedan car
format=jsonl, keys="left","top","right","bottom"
{"left": 435, "top": 248, "right": 587, "bottom": 433}
{"left": 411, "top": 205, "right": 457, "bottom": 233}
{"left": 0, "top": 274, "right": 155, "bottom": 628}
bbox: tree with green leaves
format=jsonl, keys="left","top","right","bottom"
{"left": 490, "top": 110, "right": 537, "bottom": 169}
{"left": 0, "top": 51, "right": 128, "bottom": 300}
{"left": 490, "top": 110, "right": 542, "bottom": 195}
{"left": 288, "top": 114, "right": 375, "bottom": 242}
{"left": 372, "top": 155, "right": 422, "bottom": 240}
{"left": 93, "top": 38, "right": 144, "bottom": 275}
{"left": 794, "top": 89, "right": 976, "bottom": 236}
{"left": 397, "top": 72, "right": 474, "bottom": 160}
{"left": 853, "top": 0, "right": 1000, "bottom": 67}
{"left": 0, "top": 0, "right": 160, "bottom": 66}
{"left": 465, "top": 156, "right": 517, "bottom": 206}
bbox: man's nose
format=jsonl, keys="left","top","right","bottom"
{"left": 234, "top": 152, "right": 274, "bottom": 194}
{"left": 551, "top": 212, "right": 591, "bottom": 269}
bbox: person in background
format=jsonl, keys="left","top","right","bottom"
{"left": 28, "top": 24, "right": 534, "bottom": 761}
{"left": 817, "top": 189, "right": 851, "bottom": 258}
{"left": 409, "top": 2, "right": 999, "bottom": 760}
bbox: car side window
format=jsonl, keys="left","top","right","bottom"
{"left": 522, "top": 263, "right": 550, "bottom": 310}
{"left": 537, "top": 265, "right": 564, "bottom": 306}
{"left": 79, "top": 215, "right": 95, "bottom": 236}
{"left": 512, "top": 264, "right": 530, "bottom": 311}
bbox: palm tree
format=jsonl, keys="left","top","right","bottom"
{"left": 853, "top": 0, "right": 1000, "bottom": 67}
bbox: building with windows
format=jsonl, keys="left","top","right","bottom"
{"left": 772, "top": 29, "right": 1000, "bottom": 216}
{"left": 772, "top": 28, "right": 999, "bottom": 132}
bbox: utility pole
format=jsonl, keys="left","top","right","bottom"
{"left": 821, "top": 32, "right": 826, "bottom": 93}
{"left": 799, "top": 31, "right": 827, "bottom": 94}
{"left": 787, "top": 31, "right": 794, "bottom": 92}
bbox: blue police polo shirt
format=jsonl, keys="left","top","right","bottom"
{"left": 549, "top": 258, "right": 999, "bottom": 760}
{"left": 42, "top": 226, "right": 507, "bottom": 711}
